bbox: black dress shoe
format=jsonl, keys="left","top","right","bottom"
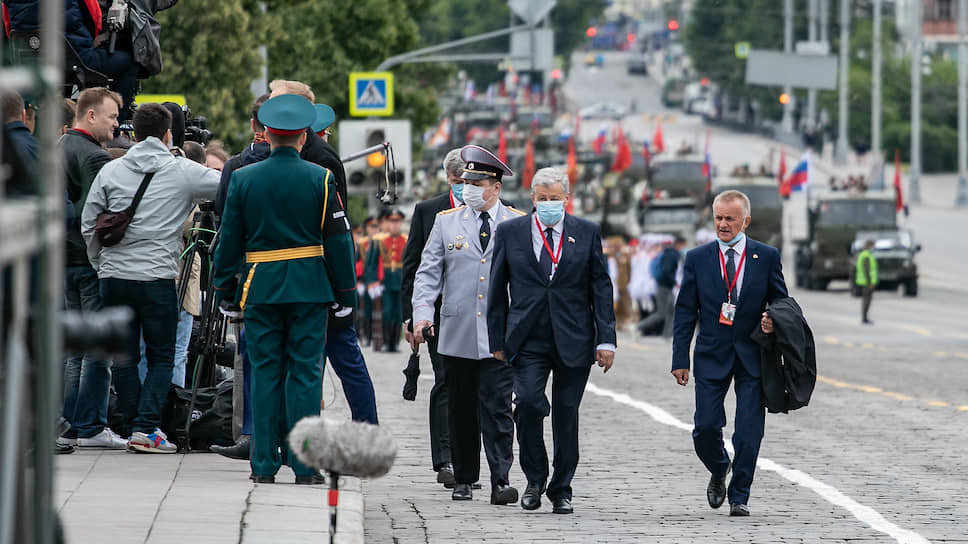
{"left": 551, "top": 497, "right": 573, "bottom": 514}
{"left": 707, "top": 465, "right": 730, "bottom": 509}
{"left": 251, "top": 475, "right": 275, "bottom": 484}
{"left": 210, "top": 435, "right": 251, "bottom": 460}
{"left": 521, "top": 482, "right": 545, "bottom": 511}
{"left": 729, "top": 503, "right": 750, "bottom": 516}
{"left": 452, "top": 483, "right": 472, "bottom": 500}
{"left": 295, "top": 474, "right": 325, "bottom": 485}
{"left": 55, "top": 443, "right": 75, "bottom": 455}
{"left": 490, "top": 484, "right": 519, "bottom": 505}
{"left": 437, "top": 464, "right": 456, "bottom": 488}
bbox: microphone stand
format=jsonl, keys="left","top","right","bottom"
{"left": 327, "top": 470, "right": 340, "bottom": 544}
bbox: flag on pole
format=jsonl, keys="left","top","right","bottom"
{"left": 498, "top": 125, "right": 507, "bottom": 163}
{"left": 779, "top": 151, "right": 810, "bottom": 197}
{"left": 652, "top": 122, "right": 665, "bottom": 154}
{"left": 611, "top": 127, "right": 632, "bottom": 172}
{"left": 522, "top": 137, "right": 536, "bottom": 189}
{"left": 641, "top": 138, "right": 651, "bottom": 169}
{"left": 592, "top": 126, "right": 607, "bottom": 154}
{"left": 893, "top": 148, "right": 904, "bottom": 212}
{"left": 777, "top": 148, "right": 787, "bottom": 186}
{"left": 701, "top": 129, "right": 711, "bottom": 192}
{"left": 427, "top": 117, "right": 451, "bottom": 148}
{"left": 567, "top": 134, "right": 578, "bottom": 183}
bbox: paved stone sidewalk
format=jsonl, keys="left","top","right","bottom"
{"left": 360, "top": 334, "right": 937, "bottom": 543}
{"left": 55, "top": 394, "right": 363, "bottom": 544}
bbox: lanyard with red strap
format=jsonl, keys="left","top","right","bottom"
{"left": 536, "top": 216, "right": 563, "bottom": 265}
{"left": 449, "top": 191, "right": 457, "bottom": 208}
{"left": 718, "top": 246, "right": 747, "bottom": 302}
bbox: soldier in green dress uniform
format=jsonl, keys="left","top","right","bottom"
{"left": 213, "top": 94, "right": 356, "bottom": 483}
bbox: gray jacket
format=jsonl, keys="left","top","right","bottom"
{"left": 81, "top": 136, "right": 219, "bottom": 281}
{"left": 413, "top": 202, "right": 525, "bottom": 359}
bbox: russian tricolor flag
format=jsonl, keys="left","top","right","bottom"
{"left": 592, "top": 126, "right": 608, "bottom": 154}
{"left": 779, "top": 151, "right": 809, "bottom": 197}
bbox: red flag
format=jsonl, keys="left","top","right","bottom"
{"left": 567, "top": 135, "right": 578, "bottom": 183}
{"left": 522, "top": 137, "right": 536, "bottom": 189}
{"left": 498, "top": 125, "right": 507, "bottom": 163}
{"left": 611, "top": 128, "right": 632, "bottom": 172}
{"left": 777, "top": 148, "right": 787, "bottom": 186}
{"left": 701, "top": 129, "right": 711, "bottom": 192}
{"left": 894, "top": 148, "right": 904, "bottom": 212}
{"left": 652, "top": 122, "right": 665, "bottom": 154}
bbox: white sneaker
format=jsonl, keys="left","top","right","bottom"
{"left": 78, "top": 428, "right": 128, "bottom": 449}
{"left": 56, "top": 436, "right": 77, "bottom": 447}
{"left": 127, "top": 430, "right": 176, "bottom": 454}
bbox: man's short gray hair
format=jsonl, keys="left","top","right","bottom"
{"left": 442, "top": 148, "right": 465, "bottom": 178}
{"left": 712, "top": 189, "right": 751, "bottom": 218}
{"left": 530, "top": 167, "right": 570, "bottom": 195}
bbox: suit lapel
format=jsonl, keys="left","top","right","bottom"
{"left": 737, "top": 239, "right": 758, "bottom": 310}
{"left": 524, "top": 213, "right": 546, "bottom": 279}
{"left": 551, "top": 214, "right": 577, "bottom": 284}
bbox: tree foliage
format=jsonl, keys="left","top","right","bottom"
{"left": 141, "top": 0, "right": 263, "bottom": 151}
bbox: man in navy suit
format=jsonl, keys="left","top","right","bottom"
{"left": 671, "top": 189, "right": 788, "bottom": 517}
{"left": 488, "top": 167, "right": 616, "bottom": 515}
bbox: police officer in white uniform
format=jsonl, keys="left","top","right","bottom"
{"left": 413, "top": 145, "right": 523, "bottom": 504}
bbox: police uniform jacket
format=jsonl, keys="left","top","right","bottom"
{"left": 412, "top": 203, "right": 525, "bottom": 360}
{"left": 213, "top": 146, "right": 356, "bottom": 309}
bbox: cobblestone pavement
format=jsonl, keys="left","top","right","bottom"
{"left": 360, "top": 289, "right": 968, "bottom": 544}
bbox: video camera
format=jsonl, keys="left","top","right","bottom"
{"left": 181, "top": 105, "right": 212, "bottom": 145}
{"left": 105, "top": 0, "right": 129, "bottom": 54}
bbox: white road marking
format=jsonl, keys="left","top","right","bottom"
{"left": 585, "top": 382, "right": 931, "bottom": 544}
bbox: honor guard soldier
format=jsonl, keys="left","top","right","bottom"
{"left": 213, "top": 94, "right": 356, "bottom": 484}
{"left": 358, "top": 217, "right": 383, "bottom": 347}
{"left": 413, "top": 145, "right": 523, "bottom": 504}
{"left": 378, "top": 209, "right": 407, "bottom": 352}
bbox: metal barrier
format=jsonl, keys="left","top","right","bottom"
{"left": 0, "top": 2, "right": 64, "bottom": 543}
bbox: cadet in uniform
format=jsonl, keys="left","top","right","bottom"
{"left": 413, "top": 145, "right": 523, "bottom": 504}
{"left": 213, "top": 94, "right": 356, "bottom": 483}
{"left": 378, "top": 209, "right": 407, "bottom": 352}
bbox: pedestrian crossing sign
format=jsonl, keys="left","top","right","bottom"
{"left": 349, "top": 72, "right": 394, "bottom": 117}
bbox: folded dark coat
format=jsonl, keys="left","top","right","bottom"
{"left": 750, "top": 297, "right": 817, "bottom": 413}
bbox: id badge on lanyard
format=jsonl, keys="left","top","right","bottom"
{"left": 718, "top": 247, "right": 746, "bottom": 326}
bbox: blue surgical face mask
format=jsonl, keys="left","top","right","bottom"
{"left": 718, "top": 231, "right": 745, "bottom": 247}
{"left": 451, "top": 183, "right": 465, "bottom": 203}
{"left": 535, "top": 200, "right": 565, "bottom": 226}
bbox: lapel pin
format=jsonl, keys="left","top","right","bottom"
{"left": 753, "top": 254, "right": 759, "bottom": 259}
{"left": 568, "top": 236, "right": 576, "bottom": 243}
{"left": 447, "top": 243, "right": 455, "bottom": 250}
{"left": 456, "top": 235, "right": 464, "bottom": 240}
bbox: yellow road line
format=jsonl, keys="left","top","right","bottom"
{"left": 816, "top": 375, "right": 958, "bottom": 411}
{"left": 959, "top": 406, "right": 968, "bottom": 412}
{"left": 899, "top": 324, "right": 932, "bottom": 337}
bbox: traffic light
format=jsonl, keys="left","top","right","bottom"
{"left": 586, "top": 27, "right": 597, "bottom": 38}
{"left": 667, "top": 20, "right": 679, "bottom": 31}
{"left": 778, "top": 93, "right": 791, "bottom": 105}
{"left": 365, "top": 128, "right": 386, "bottom": 169}
{"left": 626, "top": 33, "right": 636, "bottom": 44}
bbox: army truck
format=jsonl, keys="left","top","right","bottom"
{"left": 712, "top": 176, "right": 783, "bottom": 250}
{"left": 848, "top": 230, "right": 920, "bottom": 297}
{"left": 649, "top": 154, "right": 707, "bottom": 199}
{"left": 793, "top": 192, "right": 897, "bottom": 291}
{"left": 639, "top": 197, "right": 702, "bottom": 245}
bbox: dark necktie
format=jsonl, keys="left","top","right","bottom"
{"left": 539, "top": 227, "right": 555, "bottom": 277}
{"left": 725, "top": 247, "right": 737, "bottom": 301}
{"left": 479, "top": 211, "right": 491, "bottom": 251}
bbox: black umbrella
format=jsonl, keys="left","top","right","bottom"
{"left": 402, "top": 345, "right": 420, "bottom": 401}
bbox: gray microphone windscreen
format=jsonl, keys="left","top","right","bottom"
{"left": 288, "top": 417, "right": 397, "bottom": 478}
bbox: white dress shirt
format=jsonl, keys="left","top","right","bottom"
{"left": 531, "top": 215, "right": 616, "bottom": 353}
{"left": 474, "top": 201, "right": 499, "bottom": 244}
{"left": 717, "top": 235, "right": 747, "bottom": 300}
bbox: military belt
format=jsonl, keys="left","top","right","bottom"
{"left": 245, "top": 245, "right": 324, "bottom": 263}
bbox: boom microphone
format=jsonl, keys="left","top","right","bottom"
{"left": 287, "top": 416, "right": 397, "bottom": 479}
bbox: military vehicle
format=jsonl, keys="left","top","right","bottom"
{"left": 793, "top": 192, "right": 897, "bottom": 291}
{"left": 639, "top": 197, "right": 702, "bottom": 245}
{"left": 848, "top": 229, "right": 920, "bottom": 297}
{"left": 649, "top": 154, "right": 707, "bottom": 199}
{"left": 662, "top": 77, "right": 686, "bottom": 108}
{"left": 712, "top": 176, "right": 783, "bottom": 250}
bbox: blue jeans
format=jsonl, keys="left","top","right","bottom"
{"left": 63, "top": 266, "right": 111, "bottom": 439}
{"left": 100, "top": 278, "right": 178, "bottom": 435}
{"left": 139, "top": 309, "right": 193, "bottom": 388}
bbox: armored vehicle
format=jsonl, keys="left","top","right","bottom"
{"left": 639, "top": 197, "right": 702, "bottom": 245}
{"left": 649, "top": 155, "right": 707, "bottom": 199}
{"left": 848, "top": 229, "right": 920, "bottom": 297}
{"left": 794, "top": 192, "right": 897, "bottom": 290}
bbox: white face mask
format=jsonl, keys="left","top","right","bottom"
{"left": 462, "top": 184, "right": 488, "bottom": 210}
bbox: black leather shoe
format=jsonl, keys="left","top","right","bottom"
{"left": 295, "top": 474, "right": 325, "bottom": 485}
{"left": 729, "top": 503, "right": 750, "bottom": 516}
{"left": 707, "top": 465, "right": 730, "bottom": 509}
{"left": 490, "top": 484, "right": 519, "bottom": 505}
{"left": 437, "top": 464, "right": 456, "bottom": 488}
{"left": 551, "top": 497, "right": 573, "bottom": 514}
{"left": 251, "top": 475, "right": 275, "bottom": 484}
{"left": 452, "top": 483, "right": 472, "bottom": 501}
{"left": 521, "top": 482, "right": 545, "bottom": 511}
{"left": 210, "top": 436, "right": 251, "bottom": 460}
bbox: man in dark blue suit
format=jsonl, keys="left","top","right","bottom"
{"left": 488, "top": 167, "right": 616, "bottom": 515}
{"left": 672, "top": 189, "right": 788, "bottom": 517}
